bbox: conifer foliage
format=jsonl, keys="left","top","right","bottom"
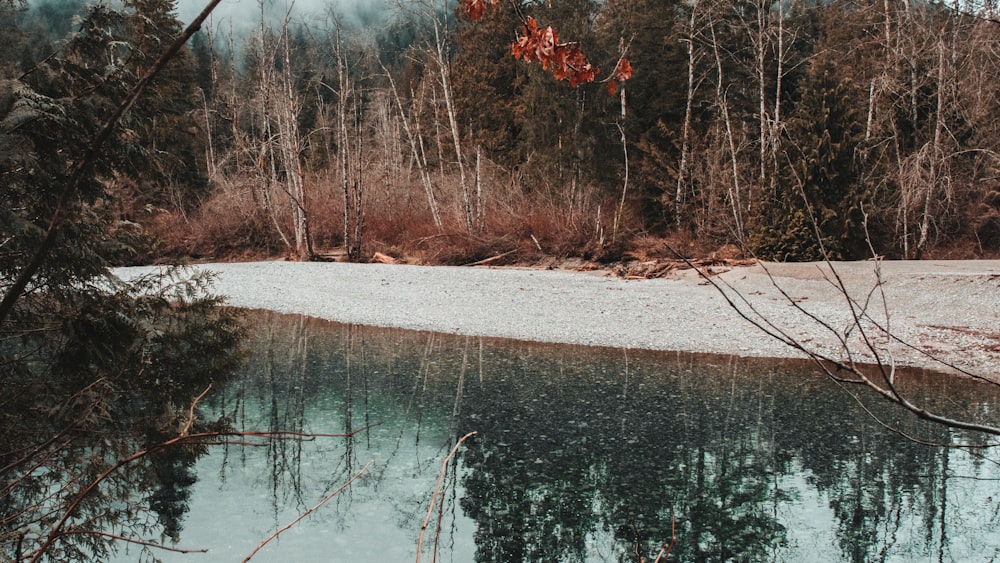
{"left": 121, "top": 0, "right": 208, "bottom": 210}
{"left": 1, "top": 2, "right": 245, "bottom": 560}
{"left": 751, "top": 59, "right": 868, "bottom": 261}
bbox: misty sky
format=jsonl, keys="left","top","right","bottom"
{"left": 174, "top": 0, "right": 396, "bottom": 32}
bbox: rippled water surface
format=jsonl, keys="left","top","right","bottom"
{"left": 126, "top": 311, "right": 1000, "bottom": 562}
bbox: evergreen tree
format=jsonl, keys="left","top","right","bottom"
{"left": 598, "top": 0, "right": 690, "bottom": 224}
{"left": 1, "top": 5, "right": 244, "bottom": 559}
{"left": 514, "top": 69, "right": 603, "bottom": 193}
{"left": 190, "top": 30, "right": 214, "bottom": 100}
{"left": 120, "top": 0, "right": 208, "bottom": 212}
{"left": 751, "top": 58, "right": 869, "bottom": 261}
{"left": 458, "top": 0, "right": 612, "bottom": 194}
{"left": 452, "top": 0, "right": 523, "bottom": 166}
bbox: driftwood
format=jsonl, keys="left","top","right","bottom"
{"left": 372, "top": 251, "right": 398, "bottom": 264}
{"left": 462, "top": 249, "right": 519, "bottom": 267}
{"left": 613, "top": 258, "right": 756, "bottom": 280}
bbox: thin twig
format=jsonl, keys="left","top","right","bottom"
{"left": 829, "top": 376, "right": 1000, "bottom": 451}
{"left": 26, "top": 414, "right": 377, "bottom": 563}
{"left": 664, "top": 243, "right": 1000, "bottom": 437}
{"left": 243, "top": 460, "right": 372, "bottom": 562}
{"left": 652, "top": 512, "right": 676, "bottom": 563}
{"left": 416, "top": 432, "right": 477, "bottom": 563}
{"left": 58, "top": 530, "right": 208, "bottom": 554}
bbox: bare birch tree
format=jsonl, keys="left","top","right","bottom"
{"left": 431, "top": 3, "right": 477, "bottom": 232}
{"left": 276, "top": 15, "right": 313, "bottom": 260}
{"left": 381, "top": 59, "right": 444, "bottom": 230}
{"left": 706, "top": 8, "right": 748, "bottom": 245}
{"left": 326, "top": 22, "right": 364, "bottom": 260}
{"left": 675, "top": 0, "right": 701, "bottom": 227}
{"left": 402, "top": 0, "right": 479, "bottom": 233}
{"left": 247, "top": 3, "right": 313, "bottom": 259}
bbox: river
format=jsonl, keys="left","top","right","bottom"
{"left": 116, "top": 310, "right": 1000, "bottom": 562}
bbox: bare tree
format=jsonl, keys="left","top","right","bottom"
{"left": 674, "top": 0, "right": 701, "bottom": 227}
{"left": 403, "top": 0, "right": 479, "bottom": 233}
{"left": 431, "top": 3, "right": 477, "bottom": 232}
{"left": 246, "top": 2, "right": 314, "bottom": 260}
{"left": 381, "top": 59, "right": 444, "bottom": 230}
{"left": 325, "top": 22, "right": 365, "bottom": 260}
{"left": 707, "top": 11, "right": 748, "bottom": 245}
{"left": 276, "top": 17, "right": 313, "bottom": 260}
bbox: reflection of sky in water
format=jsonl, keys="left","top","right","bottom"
{"left": 151, "top": 430, "right": 477, "bottom": 561}
{"left": 121, "top": 311, "right": 1000, "bottom": 562}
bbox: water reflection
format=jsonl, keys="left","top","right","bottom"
{"left": 150, "top": 311, "right": 1000, "bottom": 562}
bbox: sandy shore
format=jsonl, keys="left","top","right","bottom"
{"left": 117, "top": 260, "right": 1000, "bottom": 376}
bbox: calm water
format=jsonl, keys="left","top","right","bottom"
{"left": 124, "top": 311, "right": 1000, "bottom": 562}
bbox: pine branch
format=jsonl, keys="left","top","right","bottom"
{"left": 0, "top": 0, "right": 226, "bottom": 325}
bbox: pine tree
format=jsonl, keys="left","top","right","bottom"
{"left": 120, "top": 0, "right": 208, "bottom": 212}
{"left": 1, "top": 6, "right": 244, "bottom": 559}
{"left": 751, "top": 58, "right": 869, "bottom": 261}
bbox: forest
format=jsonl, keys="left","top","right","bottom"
{"left": 4, "top": 0, "right": 1000, "bottom": 267}
{"left": 3, "top": 0, "right": 1000, "bottom": 559}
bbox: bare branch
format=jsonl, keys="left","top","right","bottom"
{"left": 243, "top": 460, "right": 373, "bottom": 562}
{"left": 57, "top": 530, "right": 209, "bottom": 554}
{"left": 652, "top": 512, "right": 676, "bottom": 563}
{"left": 416, "top": 431, "right": 477, "bottom": 563}
{"left": 25, "top": 419, "right": 380, "bottom": 562}
{"left": 181, "top": 385, "right": 213, "bottom": 436}
{"left": 665, "top": 244, "right": 1000, "bottom": 438}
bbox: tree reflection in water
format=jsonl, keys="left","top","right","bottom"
{"left": 168, "top": 311, "right": 1000, "bottom": 562}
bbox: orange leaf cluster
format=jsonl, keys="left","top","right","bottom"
{"left": 511, "top": 17, "right": 598, "bottom": 87}
{"left": 461, "top": 0, "right": 499, "bottom": 20}
{"left": 608, "top": 57, "right": 633, "bottom": 95}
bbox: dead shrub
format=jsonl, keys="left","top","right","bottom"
{"left": 141, "top": 153, "right": 658, "bottom": 265}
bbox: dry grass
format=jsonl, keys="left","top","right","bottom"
{"left": 145, "top": 161, "right": 638, "bottom": 266}
{"left": 146, "top": 154, "right": 914, "bottom": 267}
{"left": 142, "top": 177, "right": 283, "bottom": 262}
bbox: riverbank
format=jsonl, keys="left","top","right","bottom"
{"left": 117, "top": 259, "right": 1000, "bottom": 376}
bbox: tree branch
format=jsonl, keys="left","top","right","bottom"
{"left": 242, "top": 460, "right": 373, "bottom": 562}
{"left": 665, "top": 244, "right": 1000, "bottom": 438}
{"left": 416, "top": 431, "right": 477, "bottom": 563}
{"left": 57, "top": 530, "right": 209, "bottom": 554}
{"left": 0, "top": 0, "right": 226, "bottom": 325}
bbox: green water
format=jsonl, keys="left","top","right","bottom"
{"left": 128, "top": 311, "right": 1000, "bottom": 562}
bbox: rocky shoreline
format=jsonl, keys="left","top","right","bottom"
{"left": 117, "top": 259, "right": 1000, "bottom": 376}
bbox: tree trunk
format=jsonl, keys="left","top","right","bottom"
{"left": 433, "top": 16, "right": 475, "bottom": 233}
{"left": 336, "top": 27, "right": 355, "bottom": 260}
{"left": 276, "top": 16, "right": 312, "bottom": 260}
{"left": 382, "top": 61, "right": 443, "bottom": 230}
{"left": 710, "top": 19, "right": 746, "bottom": 245}
{"left": 676, "top": 0, "right": 699, "bottom": 227}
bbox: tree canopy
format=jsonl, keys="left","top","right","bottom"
{"left": 1, "top": 1, "right": 245, "bottom": 559}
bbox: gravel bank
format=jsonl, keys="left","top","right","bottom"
{"left": 117, "top": 260, "right": 1000, "bottom": 375}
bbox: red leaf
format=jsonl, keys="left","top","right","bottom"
{"left": 461, "top": 0, "right": 498, "bottom": 20}
{"left": 614, "top": 57, "right": 633, "bottom": 82}
{"left": 511, "top": 18, "right": 600, "bottom": 88}
{"left": 461, "top": 0, "right": 485, "bottom": 20}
